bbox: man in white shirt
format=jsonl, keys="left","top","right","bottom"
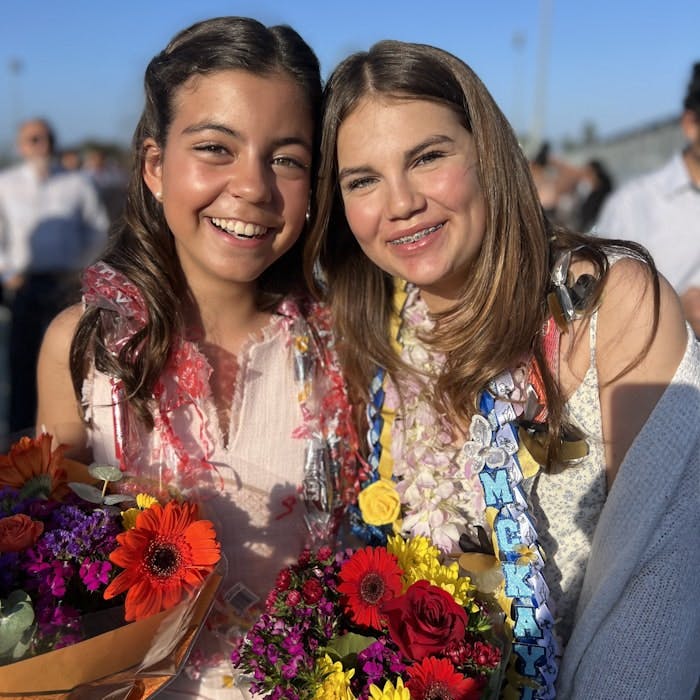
{"left": 0, "top": 118, "right": 109, "bottom": 435}
{"left": 596, "top": 62, "right": 700, "bottom": 336}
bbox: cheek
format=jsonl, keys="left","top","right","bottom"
{"left": 342, "top": 196, "right": 378, "bottom": 246}
{"left": 278, "top": 178, "right": 311, "bottom": 231}
{"left": 431, "top": 164, "right": 482, "bottom": 210}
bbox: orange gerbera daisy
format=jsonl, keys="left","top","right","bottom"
{"left": 104, "top": 500, "right": 221, "bottom": 621}
{"left": 407, "top": 656, "right": 482, "bottom": 700}
{"left": 0, "top": 433, "right": 87, "bottom": 500}
{"left": 337, "top": 546, "right": 403, "bottom": 630}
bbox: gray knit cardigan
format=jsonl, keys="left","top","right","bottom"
{"left": 558, "top": 328, "right": 700, "bottom": 699}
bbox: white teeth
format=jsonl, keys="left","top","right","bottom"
{"left": 211, "top": 217, "right": 269, "bottom": 238}
{"left": 389, "top": 224, "right": 442, "bottom": 246}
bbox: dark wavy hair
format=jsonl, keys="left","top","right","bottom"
{"left": 70, "top": 16, "right": 322, "bottom": 427}
{"left": 683, "top": 61, "right": 700, "bottom": 116}
{"left": 305, "top": 40, "right": 659, "bottom": 466}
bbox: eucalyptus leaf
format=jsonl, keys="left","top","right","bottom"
{"left": 68, "top": 482, "right": 104, "bottom": 503}
{"left": 104, "top": 493, "right": 136, "bottom": 506}
{"left": 9, "top": 621, "right": 36, "bottom": 660}
{"left": 0, "top": 591, "right": 35, "bottom": 656}
{"left": 88, "top": 464, "right": 123, "bottom": 482}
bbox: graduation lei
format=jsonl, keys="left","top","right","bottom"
{"left": 350, "top": 279, "right": 570, "bottom": 699}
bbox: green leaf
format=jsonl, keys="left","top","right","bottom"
{"left": 0, "top": 591, "right": 35, "bottom": 656}
{"left": 88, "top": 464, "right": 123, "bottom": 483}
{"left": 18, "top": 475, "right": 51, "bottom": 500}
{"left": 325, "top": 632, "right": 377, "bottom": 660}
{"left": 68, "top": 482, "right": 104, "bottom": 503}
{"left": 104, "top": 493, "right": 135, "bottom": 506}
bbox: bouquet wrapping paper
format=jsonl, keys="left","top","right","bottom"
{"left": 0, "top": 569, "right": 221, "bottom": 699}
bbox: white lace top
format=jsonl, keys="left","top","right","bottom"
{"left": 535, "top": 311, "right": 607, "bottom": 643}
{"left": 86, "top": 317, "right": 308, "bottom": 699}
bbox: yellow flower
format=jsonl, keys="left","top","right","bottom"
{"left": 369, "top": 677, "right": 411, "bottom": 700}
{"left": 358, "top": 479, "right": 401, "bottom": 526}
{"left": 387, "top": 535, "right": 439, "bottom": 588}
{"left": 314, "top": 655, "right": 355, "bottom": 700}
{"left": 516, "top": 544, "right": 539, "bottom": 567}
{"left": 413, "top": 557, "right": 476, "bottom": 608}
{"left": 121, "top": 493, "right": 159, "bottom": 530}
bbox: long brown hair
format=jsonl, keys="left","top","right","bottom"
{"left": 71, "top": 17, "right": 322, "bottom": 427}
{"left": 305, "top": 40, "right": 658, "bottom": 464}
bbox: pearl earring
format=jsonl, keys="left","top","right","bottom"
{"left": 155, "top": 191, "right": 163, "bottom": 202}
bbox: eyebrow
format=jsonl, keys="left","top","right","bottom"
{"left": 338, "top": 134, "right": 455, "bottom": 181}
{"left": 181, "top": 122, "right": 312, "bottom": 151}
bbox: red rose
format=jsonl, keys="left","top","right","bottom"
{"left": 382, "top": 580, "right": 468, "bottom": 661}
{"left": 302, "top": 578, "right": 324, "bottom": 604}
{"left": 0, "top": 513, "right": 44, "bottom": 553}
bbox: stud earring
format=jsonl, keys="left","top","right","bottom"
{"left": 155, "top": 191, "right": 163, "bottom": 202}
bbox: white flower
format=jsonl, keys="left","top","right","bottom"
{"left": 461, "top": 414, "right": 517, "bottom": 475}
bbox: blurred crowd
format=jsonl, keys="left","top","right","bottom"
{"left": 0, "top": 118, "right": 127, "bottom": 445}
{"left": 0, "top": 60, "right": 698, "bottom": 448}
{"left": 529, "top": 60, "right": 700, "bottom": 337}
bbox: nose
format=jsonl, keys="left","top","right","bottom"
{"left": 384, "top": 174, "right": 425, "bottom": 220}
{"left": 226, "top": 155, "right": 272, "bottom": 204}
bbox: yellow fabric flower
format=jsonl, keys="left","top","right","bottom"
{"left": 314, "top": 655, "right": 356, "bottom": 700}
{"left": 358, "top": 479, "right": 401, "bottom": 526}
{"left": 516, "top": 544, "right": 539, "bottom": 567}
{"left": 369, "top": 677, "right": 411, "bottom": 700}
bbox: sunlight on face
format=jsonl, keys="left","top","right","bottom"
{"left": 143, "top": 69, "right": 313, "bottom": 296}
{"left": 337, "top": 96, "right": 486, "bottom": 312}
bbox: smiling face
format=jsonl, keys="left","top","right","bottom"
{"left": 336, "top": 96, "right": 486, "bottom": 312}
{"left": 142, "top": 69, "right": 313, "bottom": 297}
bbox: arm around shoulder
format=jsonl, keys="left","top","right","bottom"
{"left": 36, "top": 303, "right": 91, "bottom": 460}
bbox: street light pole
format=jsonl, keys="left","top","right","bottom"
{"left": 531, "top": 0, "right": 553, "bottom": 155}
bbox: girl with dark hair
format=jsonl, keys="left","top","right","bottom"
{"left": 307, "top": 40, "right": 699, "bottom": 699}
{"left": 36, "top": 17, "right": 357, "bottom": 697}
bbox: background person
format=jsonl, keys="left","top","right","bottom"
{"left": 35, "top": 17, "right": 357, "bottom": 699}
{"left": 596, "top": 61, "right": 700, "bottom": 335}
{"left": 0, "top": 118, "right": 109, "bottom": 436}
{"left": 307, "top": 40, "right": 699, "bottom": 700}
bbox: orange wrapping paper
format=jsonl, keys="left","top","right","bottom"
{"left": 0, "top": 572, "right": 222, "bottom": 699}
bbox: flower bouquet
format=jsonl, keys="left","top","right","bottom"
{"left": 0, "top": 433, "right": 222, "bottom": 699}
{"left": 232, "top": 538, "right": 504, "bottom": 700}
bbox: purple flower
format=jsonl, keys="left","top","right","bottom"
{"left": 79, "top": 559, "right": 112, "bottom": 591}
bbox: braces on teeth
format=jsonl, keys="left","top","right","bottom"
{"left": 390, "top": 224, "right": 441, "bottom": 245}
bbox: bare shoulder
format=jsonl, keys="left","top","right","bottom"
{"left": 42, "top": 303, "right": 84, "bottom": 354}
{"left": 590, "top": 257, "right": 687, "bottom": 483}
{"left": 595, "top": 257, "right": 687, "bottom": 385}
{"left": 37, "top": 303, "right": 90, "bottom": 458}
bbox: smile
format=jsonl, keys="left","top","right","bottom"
{"left": 210, "top": 217, "right": 270, "bottom": 239}
{"left": 388, "top": 223, "right": 443, "bottom": 246}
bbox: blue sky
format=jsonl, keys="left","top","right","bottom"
{"left": 1, "top": 0, "right": 698, "bottom": 156}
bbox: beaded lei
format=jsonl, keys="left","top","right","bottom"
{"left": 82, "top": 261, "right": 359, "bottom": 545}
{"left": 350, "top": 279, "right": 562, "bottom": 700}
